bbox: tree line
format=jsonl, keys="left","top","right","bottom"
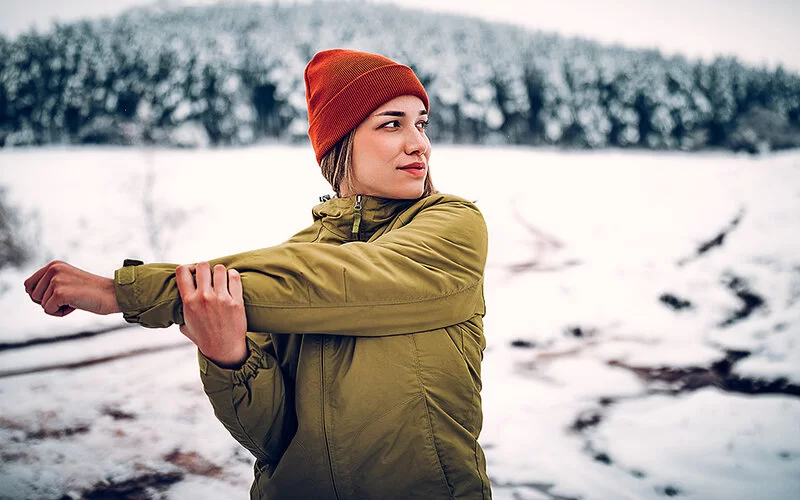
{"left": 1, "top": 2, "right": 798, "bottom": 153}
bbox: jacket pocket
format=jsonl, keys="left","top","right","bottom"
{"left": 349, "top": 394, "right": 452, "bottom": 499}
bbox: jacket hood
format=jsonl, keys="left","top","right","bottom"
{"left": 311, "top": 195, "right": 417, "bottom": 240}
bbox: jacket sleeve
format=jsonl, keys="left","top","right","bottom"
{"left": 199, "top": 333, "right": 295, "bottom": 465}
{"left": 114, "top": 196, "right": 487, "bottom": 336}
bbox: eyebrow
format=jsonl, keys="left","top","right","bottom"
{"left": 373, "top": 109, "right": 428, "bottom": 117}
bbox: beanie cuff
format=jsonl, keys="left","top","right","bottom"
{"left": 308, "top": 64, "right": 429, "bottom": 163}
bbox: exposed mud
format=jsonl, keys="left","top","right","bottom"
{"left": 564, "top": 325, "right": 598, "bottom": 339}
{"left": 26, "top": 424, "right": 90, "bottom": 440}
{"left": 570, "top": 409, "right": 604, "bottom": 432}
{"left": 0, "top": 324, "right": 136, "bottom": 352}
{"left": 566, "top": 344, "right": 798, "bottom": 497}
{"left": 163, "top": 449, "right": 223, "bottom": 478}
{"left": 0, "top": 415, "right": 91, "bottom": 441}
{"left": 101, "top": 406, "right": 137, "bottom": 421}
{"left": 510, "top": 339, "right": 537, "bottom": 348}
{"left": 0, "top": 343, "right": 189, "bottom": 379}
{"left": 677, "top": 208, "right": 745, "bottom": 266}
{"left": 718, "top": 273, "right": 766, "bottom": 327}
{"left": 608, "top": 350, "right": 799, "bottom": 398}
{"left": 659, "top": 293, "right": 694, "bottom": 311}
{"left": 64, "top": 471, "right": 184, "bottom": 500}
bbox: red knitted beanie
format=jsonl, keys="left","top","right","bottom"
{"left": 304, "top": 49, "right": 430, "bottom": 163}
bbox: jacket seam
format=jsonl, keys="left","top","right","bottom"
{"left": 242, "top": 279, "right": 482, "bottom": 309}
{"left": 458, "top": 325, "right": 487, "bottom": 498}
{"left": 342, "top": 268, "right": 348, "bottom": 303}
{"left": 411, "top": 335, "right": 454, "bottom": 499}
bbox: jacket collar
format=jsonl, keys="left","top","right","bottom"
{"left": 312, "top": 195, "right": 417, "bottom": 240}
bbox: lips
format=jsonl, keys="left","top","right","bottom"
{"left": 398, "top": 162, "right": 426, "bottom": 176}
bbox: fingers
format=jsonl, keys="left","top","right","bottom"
{"left": 30, "top": 265, "right": 57, "bottom": 304}
{"left": 213, "top": 264, "right": 228, "bottom": 297}
{"left": 195, "top": 261, "right": 211, "bottom": 293}
{"left": 41, "top": 281, "right": 76, "bottom": 317}
{"left": 41, "top": 281, "right": 60, "bottom": 315}
{"left": 228, "top": 269, "right": 243, "bottom": 303}
{"left": 175, "top": 265, "right": 196, "bottom": 299}
{"left": 24, "top": 262, "right": 51, "bottom": 295}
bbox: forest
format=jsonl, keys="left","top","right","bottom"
{"left": 1, "top": 1, "right": 799, "bottom": 153}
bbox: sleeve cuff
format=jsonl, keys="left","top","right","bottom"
{"left": 198, "top": 337, "right": 274, "bottom": 389}
{"left": 113, "top": 260, "right": 185, "bottom": 327}
{"left": 114, "top": 264, "right": 141, "bottom": 321}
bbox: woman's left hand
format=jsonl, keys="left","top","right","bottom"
{"left": 176, "top": 262, "right": 248, "bottom": 368}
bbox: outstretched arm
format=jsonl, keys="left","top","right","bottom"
{"left": 117, "top": 195, "right": 488, "bottom": 336}
{"left": 24, "top": 195, "right": 488, "bottom": 337}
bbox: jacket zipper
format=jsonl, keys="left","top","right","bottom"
{"left": 351, "top": 194, "right": 363, "bottom": 241}
{"left": 320, "top": 337, "right": 341, "bottom": 499}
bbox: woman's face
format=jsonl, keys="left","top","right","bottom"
{"left": 344, "top": 95, "right": 431, "bottom": 199}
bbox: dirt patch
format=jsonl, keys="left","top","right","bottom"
{"left": 608, "top": 350, "right": 800, "bottom": 398}
{"left": 0, "top": 324, "right": 136, "bottom": 352}
{"left": 718, "top": 273, "right": 766, "bottom": 327}
{"left": 677, "top": 208, "right": 745, "bottom": 266}
{"left": 570, "top": 409, "right": 604, "bottom": 432}
{"left": 164, "top": 449, "right": 223, "bottom": 478}
{"left": 26, "top": 424, "right": 90, "bottom": 440}
{"left": 101, "top": 406, "right": 137, "bottom": 421}
{"left": 655, "top": 484, "right": 684, "bottom": 497}
{"left": 0, "top": 416, "right": 26, "bottom": 431}
{"left": 74, "top": 471, "right": 184, "bottom": 500}
{"left": 564, "top": 325, "right": 598, "bottom": 339}
{"left": 510, "top": 339, "right": 537, "bottom": 348}
{"left": 0, "top": 343, "right": 188, "bottom": 379}
{"left": 659, "top": 293, "right": 694, "bottom": 311}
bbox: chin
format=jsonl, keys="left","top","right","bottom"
{"left": 393, "top": 186, "right": 425, "bottom": 200}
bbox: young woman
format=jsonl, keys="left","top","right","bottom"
{"left": 24, "top": 49, "right": 490, "bottom": 499}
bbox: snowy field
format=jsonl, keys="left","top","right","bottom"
{"left": 0, "top": 145, "right": 799, "bottom": 500}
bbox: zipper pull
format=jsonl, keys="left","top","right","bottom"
{"left": 352, "top": 195, "right": 363, "bottom": 238}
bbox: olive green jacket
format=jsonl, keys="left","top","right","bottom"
{"left": 114, "top": 193, "right": 491, "bottom": 499}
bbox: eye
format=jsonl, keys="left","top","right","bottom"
{"left": 379, "top": 120, "right": 401, "bottom": 129}
{"left": 417, "top": 119, "right": 429, "bottom": 131}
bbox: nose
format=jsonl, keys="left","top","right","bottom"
{"left": 404, "top": 126, "right": 429, "bottom": 157}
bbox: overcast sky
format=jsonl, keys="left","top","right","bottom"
{"left": 1, "top": 0, "right": 798, "bottom": 71}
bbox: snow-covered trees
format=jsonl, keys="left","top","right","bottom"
{"left": 1, "top": 2, "right": 798, "bottom": 152}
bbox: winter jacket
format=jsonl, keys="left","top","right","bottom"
{"left": 113, "top": 193, "right": 491, "bottom": 499}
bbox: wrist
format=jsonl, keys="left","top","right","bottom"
{"left": 102, "top": 277, "right": 122, "bottom": 314}
{"left": 200, "top": 341, "right": 249, "bottom": 369}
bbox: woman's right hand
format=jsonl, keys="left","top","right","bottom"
{"left": 176, "top": 262, "right": 249, "bottom": 368}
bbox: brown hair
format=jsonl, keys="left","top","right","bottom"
{"left": 319, "top": 128, "right": 436, "bottom": 198}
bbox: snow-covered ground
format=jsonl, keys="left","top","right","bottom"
{"left": 1, "top": 145, "right": 799, "bottom": 500}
